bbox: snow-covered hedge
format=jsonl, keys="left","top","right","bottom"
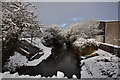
{"left": 4, "top": 52, "right": 28, "bottom": 72}
{"left": 72, "top": 38, "right": 99, "bottom": 56}
{"left": 73, "top": 38, "right": 99, "bottom": 49}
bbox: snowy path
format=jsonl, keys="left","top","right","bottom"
{"left": 22, "top": 38, "right": 52, "bottom": 66}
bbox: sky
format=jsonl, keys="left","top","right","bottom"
{"left": 30, "top": 2, "right": 118, "bottom": 27}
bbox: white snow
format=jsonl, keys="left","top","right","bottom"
{"left": 1, "top": 38, "right": 119, "bottom": 78}
{"left": 98, "top": 20, "right": 119, "bottom": 22}
{"left": 20, "top": 48, "right": 30, "bottom": 54}
{"left": 4, "top": 52, "right": 28, "bottom": 71}
{"left": 0, "top": 73, "right": 2, "bottom": 80}
{"left": 51, "top": 75, "right": 57, "bottom": 78}
{"left": 100, "top": 42, "right": 119, "bottom": 48}
{"left": 67, "top": 18, "right": 100, "bottom": 39}
{"left": 24, "top": 38, "right": 52, "bottom": 66}
{"left": 56, "top": 71, "right": 64, "bottom": 78}
{"left": 81, "top": 49, "right": 118, "bottom": 78}
{"left": 1, "top": 72, "right": 42, "bottom": 78}
{"left": 72, "top": 75, "right": 77, "bottom": 78}
{"left": 0, "top": 71, "right": 66, "bottom": 79}
{"left": 1, "top": 49, "right": 119, "bottom": 78}
{"left": 51, "top": 71, "right": 65, "bottom": 78}
{"left": 4, "top": 38, "right": 51, "bottom": 71}
{"left": 73, "top": 38, "right": 99, "bottom": 51}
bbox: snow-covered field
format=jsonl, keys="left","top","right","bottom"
{"left": 1, "top": 38, "right": 119, "bottom": 79}
{"left": 81, "top": 49, "right": 118, "bottom": 78}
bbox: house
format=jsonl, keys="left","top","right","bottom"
{"left": 96, "top": 21, "right": 120, "bottom": 46}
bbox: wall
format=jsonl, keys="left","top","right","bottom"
{"left": 105, "top": 21, "right": 120, "bottom": 46}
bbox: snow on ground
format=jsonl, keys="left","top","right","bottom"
{"left": 2, "top": 49, "right": 119, "bottom": 78}
{"left": 21, "top": 38, "right": 52, "bottom": 66}
{"left": 0, "top": 73, "right": 2, "bottom": 80}
{"left": 81, "top": 49, "right": 118, "bottom": 78}
{"left": 1, "top": 72, "right": 42, "bottom": 78}
{"left": 3, "top": 38, "right": 51, "bottom": 72}
{"left": 100, "top": 42, "right": 119, "bottom": 48}
{"left": 0, "top": 71, "right": 67, "bottom": 79}
{"left": 1, "top": 38, "right": 119, "bottom": 78}
{"left": 4, "top": 52, "right": 28, "bottom": 71}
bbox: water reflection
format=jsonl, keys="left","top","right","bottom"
{"left": 63, "top": 43, "right": 67, "bottom": 50}
{"left": 18, "top": 44, "right": 81, "bottom": 78}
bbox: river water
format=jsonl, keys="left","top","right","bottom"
{"left": 18, "top": 43, "right": 81, "bottom": 78}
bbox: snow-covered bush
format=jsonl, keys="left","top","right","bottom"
{"left": 72, "top": 38, "right": 99, "bottom": 56}
{"left": 73, "top": 38, "right": 99, "bottom": 49}
{"left": 67, "top": 18, "right": 101, "bottom": 43}
{"left": 4, "top": 52, "right": 28, "bottom": 72}
{"left": 41, "top": 24, "right": 66, "bottom": 47}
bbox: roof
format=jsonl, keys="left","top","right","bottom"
{"left": 98, "top": 20, "right": 120, "bottom": 22}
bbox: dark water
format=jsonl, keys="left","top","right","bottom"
{"left": 18, "top": 44, "right": 81, "bottom": 78}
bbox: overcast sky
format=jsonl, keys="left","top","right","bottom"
{"left": 31, "top": 2, "right": 118, "bottom": 27}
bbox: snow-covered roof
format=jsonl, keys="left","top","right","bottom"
{"left": 98, "top": 20, "right": 120, "bottom": 22}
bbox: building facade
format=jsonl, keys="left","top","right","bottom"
{"left": 96, "top": 21, "right": 120, "bottom": 46}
